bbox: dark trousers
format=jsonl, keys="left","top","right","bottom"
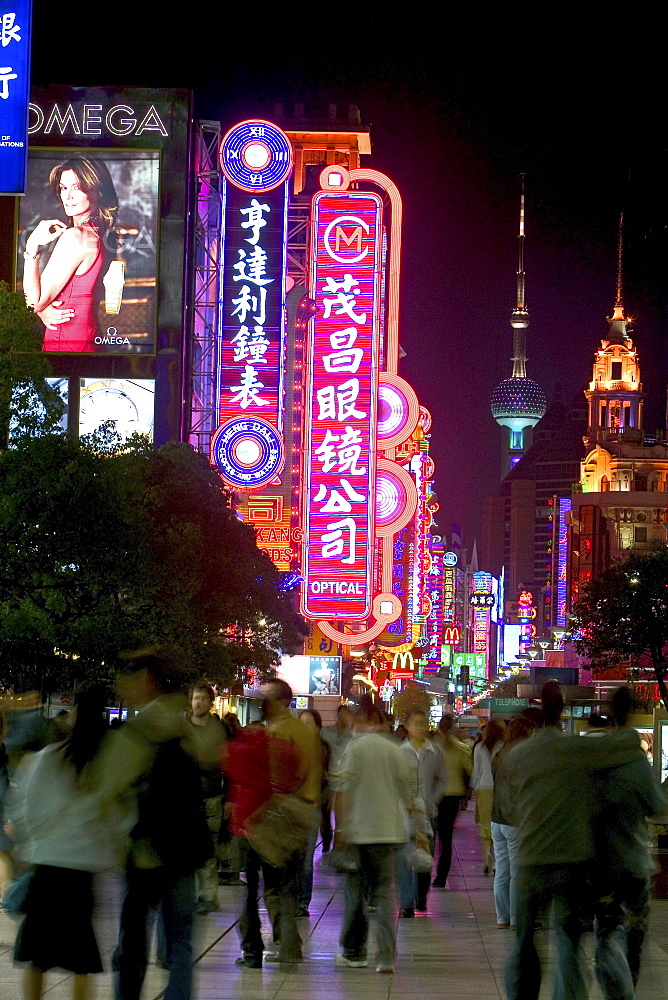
{"left": 435, "top": 796, "right": 461, "bottom": 882}
{"left": 113, "top": 864, "right": 196, "bottom": 1000}
{"left": 238, "top": 840, "right": 304, "bottom": 962}
{"left": 592, "top": 873, "right": 651, "bottom": 999}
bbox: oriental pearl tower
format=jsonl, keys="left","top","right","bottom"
{"left": 490, "top": 178, "right": 546, "bottom": 477}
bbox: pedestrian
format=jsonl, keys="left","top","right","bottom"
{"left": 432, "top": 714, "right": 472, "bottom": 888}
{"left": 490, "top": 716, "right": 535, "bottom": 928}
{"left": 471, "top": 718, "right": 504, "bottom": 873}
{"left": 504, "top": 681, "right": 645, "bottom": 1000}
{"left": 185, "top": 682, "right": 227, "bottom": 914}
{"left": 259, "top": 680, "right": 320, "bottom": 963}
{"left": 335, "top": 701, "right": 413, "bottom": 974}
{"left": 13, "top": 689, "right": 127, "bottom": 1000}
{"left": 297, "top": 709, "right": 330, "bottom": 916}
{"left": 97, "top": 649, "right": 211, "bottom": 1000}
{"left": 397, "top": 709, "right": 446, "bottom": 916}
{"left": 591, "top": 686, "right": 667, "bottom": 999}
{"left": 322, "top": 704, "right": 353, "bottom": 851}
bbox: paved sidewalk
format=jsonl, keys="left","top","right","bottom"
{"left": 1, "top": 804, "right": 666, "bottom": 998}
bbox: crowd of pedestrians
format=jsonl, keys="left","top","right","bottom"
{"left": 0, "top": 663, "right": 666, "bottom": 1000}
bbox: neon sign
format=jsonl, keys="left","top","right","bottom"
{"left": 301, "top": 190, "right": 383, "bottom": 620}
{"left": 471, "top": 572, "right": 492, "bottom": 657}
{"left": 517, "top": 589, "right": 536, "bottom": 652}
{"left": 0, "top": 0, "right": 31, "bottom": 194}
{"left": 211, "top": 121, "right": 291, "bottom": 490}
{"left": 556, "top": 498, "right": 571, "bottom": 627}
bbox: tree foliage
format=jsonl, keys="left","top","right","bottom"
{"left": 571, "top": 544, "right": 668, "bottom": 711}
{"left": 0, "top": 432, "right": 307, "bottom": 695}
{"left": 0, "top": 282, "right": 65, "bottom": 447}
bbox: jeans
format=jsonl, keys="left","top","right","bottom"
{"left": 435, "top": 796, "right": 461, "bottom": 883}
{"left": 491, "top": 821, "right": 520, "bottom": 925}
{"left": 592, "top": 873, "right": 650, "bottom": 999}
{"left": 300, "top": 812, "right": 320, "bottom": 908}
{"left": 340, "top": 844, "right": 398, "bottom": 967}
{"left": 505, "top": 862, "right": 589, "bottom": 1000}
{"left": 397, "top": 834, "right": 433, "bottom": 909}
{"left": 113, "top": 864, "right": 196, "bottom": 1000}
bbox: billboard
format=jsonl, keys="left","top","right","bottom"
{"left": 301, "top": 190, "right": 383, "bottom": 621}
{"left": 0, "top": 1, "right": 31, "bottom": 194}
{"left": 16, "top": 148, "right": 159, "bottom": 354}
{"left": 79, "top": 378, "right": 155, "bottom": 441}
{"left": 278, "top": 654, "right": 342, "bottom": 696}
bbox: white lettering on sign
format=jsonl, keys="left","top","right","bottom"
{"left": 28, "top": 102, "right": 169, "bottom": 137}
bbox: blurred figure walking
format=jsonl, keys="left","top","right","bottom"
{"left": 490, "top": 716, "right": 535, "bottom": 927}
{"left": 335, "top": 702, "right": 413, "bottom": 973}
{"left": 471, "top": 719, "right": 504, "bottom": 873}
{"left": 396, "top": 709, "right": 446, "bottom": 915}
{"left": 591, "top": 686, "right": 666, "bottom": 999}
{"left": 13, "top": 689, "right": 126, "bottom": 1000}
{"left": 432, "top": 715, "right": 471, "bottom": 888}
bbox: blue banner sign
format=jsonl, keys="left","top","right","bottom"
{"left": 0, "top": 0, "right": 31, "bottom": 195}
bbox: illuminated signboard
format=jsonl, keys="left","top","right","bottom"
{"left": 443, "top": 564, "right": 456, "bottom": 625}
{"left": 556, "top": 497, "right": 571, "bottom": 627}
{"left": 471, "top": 572, "right": 492, "bottom": 656}
{"left": 517, "top": 589, "right": 537, "bottom": 653}
{"left": 79, "top": 378, "right": 154, "bottom": 441}
{"left": 211, "top": 176, "right": 288, "bottom": 489}
{"left": 424, "top": 544, "right": 444, "bottom": 672}
{"left": 278, "top": 654, "right": 341, "bottom": 696}
{"left": 0, "top": 0, "right": 31, "bottom": 194}
{"left": 391, "top": 650, "right": 415, "bottom": 678}
{"left": 17, "top": 148, "right": 160, "bottom": 355}
{"left": 301, "top": 190, "right": 383, "bottom": 620}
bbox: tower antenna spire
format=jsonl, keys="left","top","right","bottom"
{"left": 613, "top": 211, "right": 624, "bottom": 320}
{"left": 511, "top": 174, "right": 529, "bottom": 378}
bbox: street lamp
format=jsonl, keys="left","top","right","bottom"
{"left": 527, "top": 646, "right": 541, "bottom": 660}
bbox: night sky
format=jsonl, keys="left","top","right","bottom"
{"left": 32, "top": 14, "right": 667, "bottom": 546}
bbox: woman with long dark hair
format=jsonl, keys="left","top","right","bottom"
{"left": 13, "top": 689, "right": 125, "bottom": 1000}
{"left": 22, "top": 155, "right": 119, "bottom": 352}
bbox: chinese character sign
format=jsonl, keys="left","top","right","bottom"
{"left": 302, "top": 191, "right": 383, "bottom": 620}
{"left": 0, "top": 0, "right": 31, "bottom": 194}
{"left": 556, "top": 498, "right": 571, "bottom": 627}
{"left": 219, "top": 184, "right": 287, "bottom": 431}
{"left": 211, "top": 181, "right": 288, "bottom": 490}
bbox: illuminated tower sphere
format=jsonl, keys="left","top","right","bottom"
{"left": 490, "top": 178, "right": 546, "bottom": 474}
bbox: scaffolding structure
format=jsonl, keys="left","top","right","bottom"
{"left": 187, "top": 120, "right": 222, "bottom": 455}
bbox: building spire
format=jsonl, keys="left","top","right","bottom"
{"left": 511, "top": 174, "right": 528, "bottom": 378}
{"left": 612, "top": 212, "right": 625, "bottom": 321}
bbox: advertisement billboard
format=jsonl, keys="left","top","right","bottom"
{"left": 301, "top": 190, "right": 383, "bottom": 621}
{"left": 79, "top": 378, "right": 155, "bottom": 441}
{"left": 17, "top": 147, "right": 159, "bottom": 354}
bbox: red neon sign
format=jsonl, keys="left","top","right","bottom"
{"left": 301, "top": 191, "right": 383, "bottom": 620}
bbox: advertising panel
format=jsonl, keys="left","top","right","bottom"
{"left": 17, "top": 147, "right": 159, "bottom": 354}
{"left": 278, "top": 654, "right": 342, "bottom": 696}
{"left": 0, "top": 0, "right": 31, "bottom": 194}
{"left": 79, "top": 378, "right": 155, "bottom": 441}
{"left": 301, "top": 191, "right": 383, "bottom": 621}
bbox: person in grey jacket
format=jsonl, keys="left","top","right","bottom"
{"left": 334, "top": 701, "right": 413, "bottom": 974}
{"left": 396, "top": 709, "right": 446, "bottom": 915}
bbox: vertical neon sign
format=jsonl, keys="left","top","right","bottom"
{"left": 556, "top": 498, "right": 571, "bottom": 627}
{"left": 211, "top": 120, "right": 292, "bottom": 491}
{"left": 301, "top": 191, "right": 383, "bottom": 620}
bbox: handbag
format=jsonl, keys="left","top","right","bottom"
{"left": 405, "top": 842, "right": 434, "bottom": 873}
{"left": 243, "top": 793, "right": 314, "bottom": 867}
{"left": 3, "top": 869, "right": 34, "bottom": 915}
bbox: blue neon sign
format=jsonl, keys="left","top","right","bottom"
{"left": 0, "top": 0, "right": 31, "bottom": 195}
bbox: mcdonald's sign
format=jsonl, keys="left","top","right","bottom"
{"left": 391, "top": 650, "right": 415, "bottom": 678}
{"left": 443, "top": 626, "right": 461, "bottom": 644}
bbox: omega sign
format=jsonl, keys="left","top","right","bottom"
{"left": 27, "top": 103, "right": 169, "bottom": 138}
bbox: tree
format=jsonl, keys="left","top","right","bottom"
{"left": 0, "top": 432, "right": 307, "bottom": 694}
{"left": 0, "top": 282, "right": 65, "bottom": 447}
{"left": 571, "top": 544, "right": 668, "bottom": 711}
